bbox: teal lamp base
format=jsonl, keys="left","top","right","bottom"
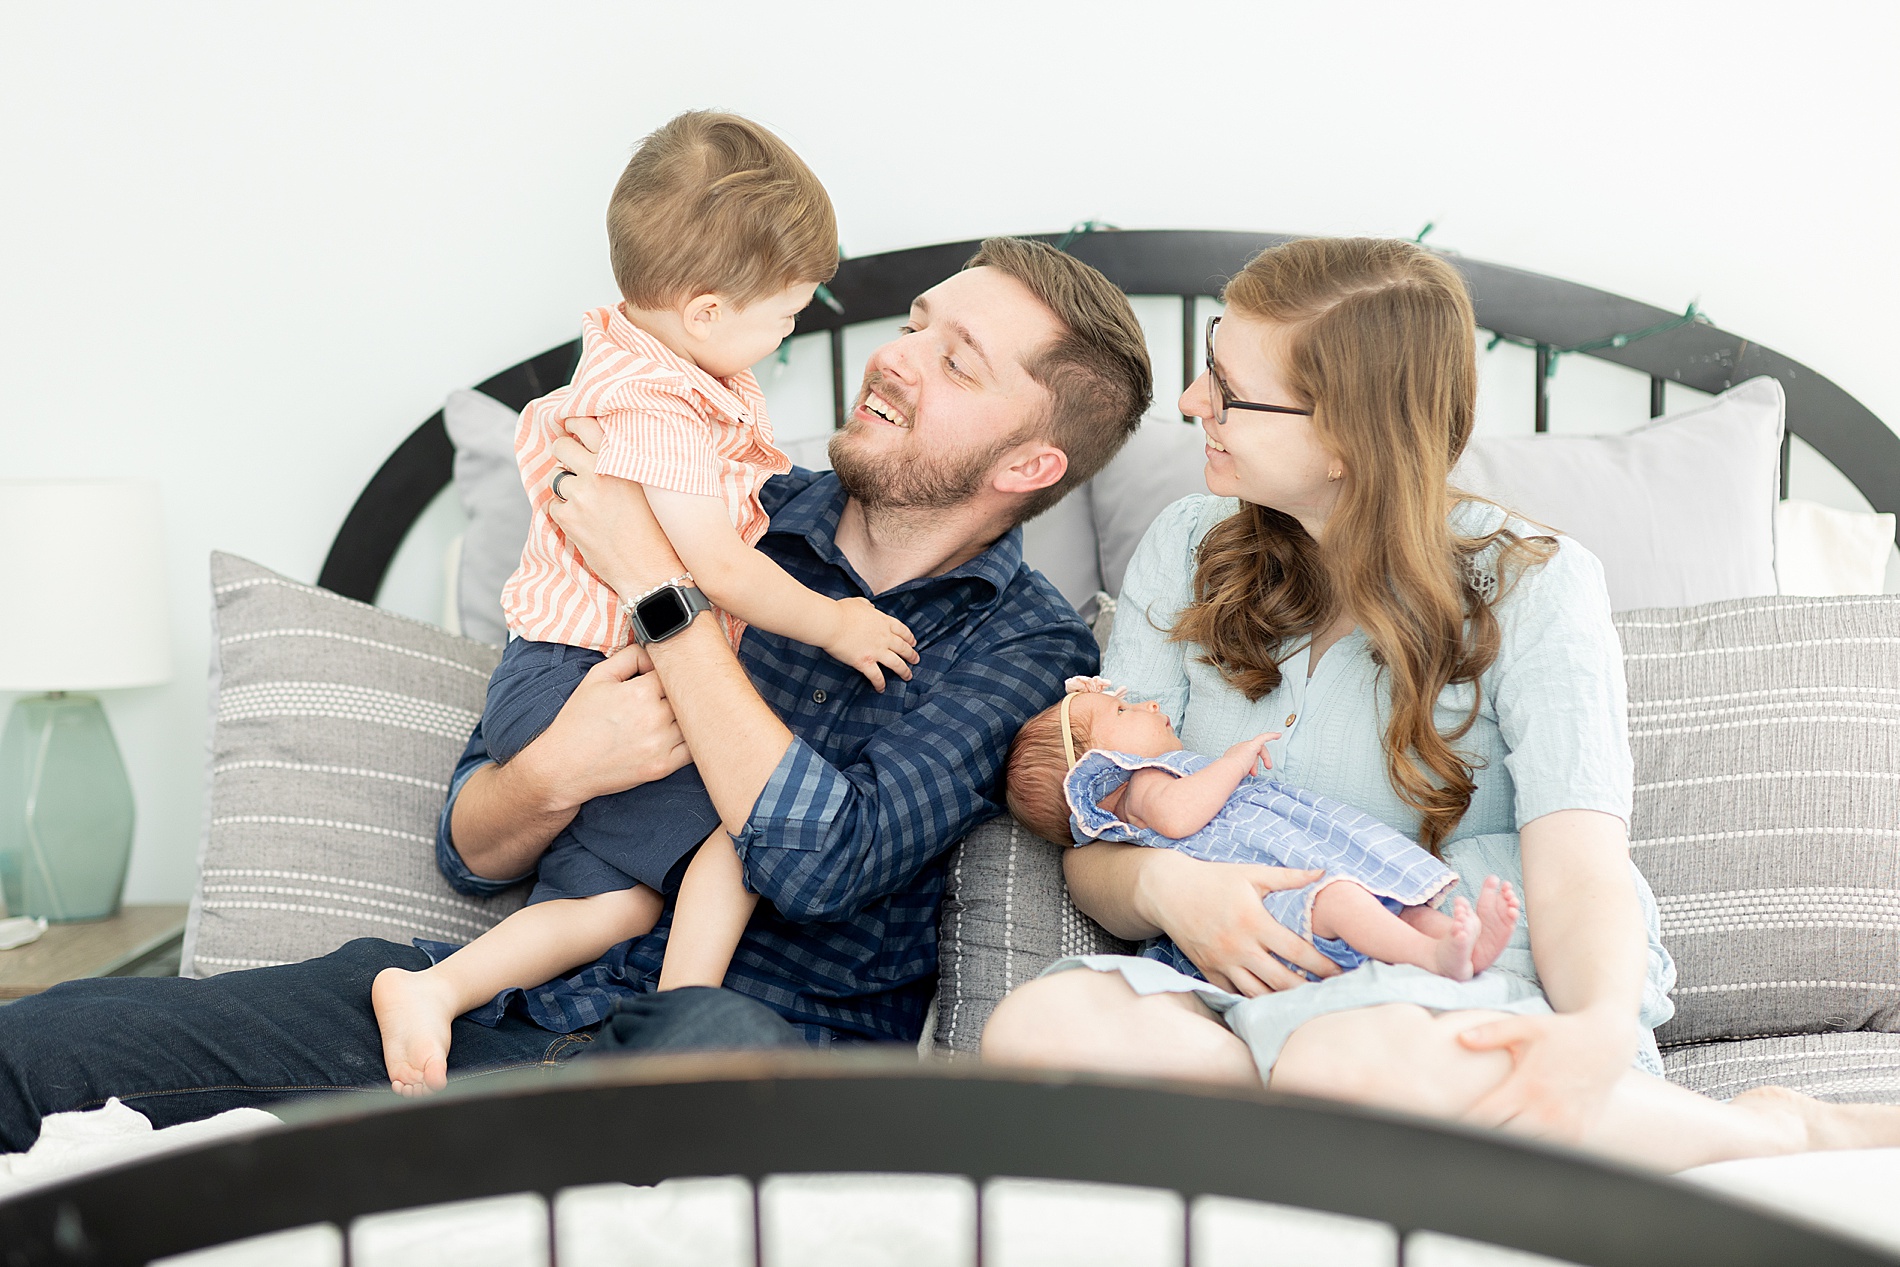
{"left": 0, "top": 693, "right": 134, "bottom": 922}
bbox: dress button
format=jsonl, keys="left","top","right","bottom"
{"left": 1285, "top": 712, "right": 1297, "bottom": 726}
{"left": 813, "top": 689, "right": 828, "bottom": 704}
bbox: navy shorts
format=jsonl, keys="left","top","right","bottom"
{"left": 483, "top": 638, "right": 722, "bottom": 902}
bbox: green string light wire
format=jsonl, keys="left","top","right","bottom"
{"left": 1485, "top": 302, "right": 1708, "bottom": 377}
{"left": 1055, "top": 219, "right": 1117, "bottom": 250}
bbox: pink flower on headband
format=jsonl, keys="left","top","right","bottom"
{"left": 1063, "top": 676, "right": 1127, "bottom": 698}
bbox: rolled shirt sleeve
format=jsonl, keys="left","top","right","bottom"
{"left": 433, "top": 717, "right": 532, "bottom": 898}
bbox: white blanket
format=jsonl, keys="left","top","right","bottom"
{"left": 5, "top": 1102, "right": 1897, "bottom": 1266}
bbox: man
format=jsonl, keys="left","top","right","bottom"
{"left": 0, "top": 238, "right": 1152, "bottom": 1149}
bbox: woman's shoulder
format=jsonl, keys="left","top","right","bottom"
{"left": 1451, "top": 497, "right": 1608, "bottom": 606}
{"left": 1146, "top": 493, "right": 1242, "bottom": 555}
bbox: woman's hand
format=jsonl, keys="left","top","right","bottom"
{"left": 1456, "top": 1007, "right": 1640, "bottom": 1143}
{"left": 1137, "top": 850, "right": 1339, "bottom": 995}
{"left": 546, "top": 429, "right": 683, "bottom": 598}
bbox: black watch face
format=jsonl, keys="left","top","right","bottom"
{"left": 634, "top": 588, "right": 693, "bottom": 641}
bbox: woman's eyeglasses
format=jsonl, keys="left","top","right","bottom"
{"left": 1205, "top": 316, "right": 1314, "bottom": 425}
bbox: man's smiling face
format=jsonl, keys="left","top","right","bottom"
{"left": 827, "top": 265, "right": 1063, "bottom": 511}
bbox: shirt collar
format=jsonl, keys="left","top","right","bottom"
{"left": 591, "top": 304, "right": 761, "bottom": 425}
{"left": 764, "top": 472, "right": 1024, "bottom": 605}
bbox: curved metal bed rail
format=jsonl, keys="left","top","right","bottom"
{"left": 0, "top": 1055, "right": 1890, "bottom": 1267}
{"left": 317, "top": 229, "right": 1900, "bottom": 604}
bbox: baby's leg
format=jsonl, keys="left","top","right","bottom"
{"left": 1396, "top": 879, "right": 1520, "bottom": 974}
{"left": 658, "top": 830, "right": 759, "bottom": 991}
{"left": 1312, "top": 881, "right": 1479, "bottom": 981}
{"left": 372, "top": 887, "right": 663, "bottom": 1095}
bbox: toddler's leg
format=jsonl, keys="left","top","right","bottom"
{"left": 1312, "top": 881, "right": 1480, "bottom": 981}
{"left": 372, "top": 887, "right": 663, "bottom": 1095}
{"left": 657, "top": 830, "right": 759, "bottom": 991}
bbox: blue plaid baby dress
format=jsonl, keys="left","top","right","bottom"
{"left": 1065, "top": 748, "right": 1458, "bottom": 974}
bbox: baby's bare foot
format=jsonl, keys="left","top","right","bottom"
{"left": 1732, "top": 1085, "right": 1900, "bottom": 1152}
{"left": 371, "top": 967, "right": 457, "bottom": 1097}
{"left": 1471, "top": 877, "right": 1520, "bottom": 975}
{"left": 1432, "top": 897, "right": 1479, "bottom": 982}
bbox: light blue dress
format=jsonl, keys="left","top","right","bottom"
{"left": 1065, "top": 748, "right": 1459, "bottom": 973}
{"left": 1047, "top": 495, "right": 1677, "bottom": 1080}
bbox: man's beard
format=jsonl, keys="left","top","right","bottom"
{"left": 827, "top": 387, "right": 1027, "bottom": 513}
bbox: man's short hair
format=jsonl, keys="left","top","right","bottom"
{"left": 608, "top": 111, "right": 838, "bottom": 309}
{"left": 965, "top": 237, "right": 1153, "bottom": 520}
{"left": 1005, "top": 698, "right": 1092, "bottom": 844}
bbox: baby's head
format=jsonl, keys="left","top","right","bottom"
{"left": 1005, "top": 681, "right": 1179, "bottom": 843}
{"left": 608, "top": 110, "right": 838, "bottom": 377}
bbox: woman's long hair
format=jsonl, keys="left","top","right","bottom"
{"left": 1171, "top": 238, "right": 1553, "bottom": 854}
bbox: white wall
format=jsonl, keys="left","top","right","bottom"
{"left": 3, "top": 0, "right": 1896, "bottom": 902}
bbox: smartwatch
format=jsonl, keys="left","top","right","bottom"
{"left": 624, "top": 575, "right": 712, "bottom": 645}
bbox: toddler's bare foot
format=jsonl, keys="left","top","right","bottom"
{"left": 1732, "top": 1085, "right": 1900, "bottom": 1152}
{"left": 1470, "top": 877, "right": 1520, "bottom": 975}
{"left": 371, "top": 967, "right": 458, "bottom": 1097}
{"left": 1431, "top": 897, "right": 1479, "bottom": 982}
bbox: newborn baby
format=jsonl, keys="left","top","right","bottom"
{"left": 1005, "top": 679, "right": 1518, "bottom": 981}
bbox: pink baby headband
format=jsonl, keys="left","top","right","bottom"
{"left": 1059, "top": 676, "right": 1127, "bottom": 770}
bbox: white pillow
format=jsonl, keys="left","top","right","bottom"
{"left": 1774, "top": 498, "right": 1897, "bottom": 596}
{"left": 1453, "top": 376, "right": 1784, "bottom": 611}
{"left": 441, "top": 388, "right": 531, "bottom": 646}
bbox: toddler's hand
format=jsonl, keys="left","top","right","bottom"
{"left": 823, "top": 597, "right": 919, "bottom": 691}
{"left": 1222, "top": 731, "right": 1281, "bottom": 775}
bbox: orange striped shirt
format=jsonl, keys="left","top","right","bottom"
{"left": 501, "top": 305, "right": 791, "bottom": 652}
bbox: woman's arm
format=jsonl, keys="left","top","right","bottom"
{"left": 643, "top": 486, "right": 917, "bottom": 690}
{"left": 1456, "top": 808, "right": 1646, "bottom": 1139}
{"left": 1063, "top": 844, "right": 1335, "bottom": 992}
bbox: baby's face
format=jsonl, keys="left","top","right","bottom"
{"left": 1068, "top": 693, "right": 1180, "bottom": 758}
{"left": 697, "top": 280, "right": 820, "bottom": 379}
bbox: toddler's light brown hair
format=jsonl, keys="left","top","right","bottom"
{"left": 1004, "top": 699, "right": 1094, "bottom": 845}
{"left": 608, "top": 110, "right": 838, "bottom": 309}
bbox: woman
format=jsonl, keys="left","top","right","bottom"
{"left": 981, "top": 237, "right": 1900, "bottom": 1170}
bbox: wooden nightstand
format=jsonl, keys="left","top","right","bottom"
{"left": 0, "top": 904, "right": 188, "bottom": 1000}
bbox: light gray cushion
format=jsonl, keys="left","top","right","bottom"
{"left": 1663, "top": 1032, "right": 1900, "bottom": 1104}
{"left": 1617, "top": 594, "right": 1900, "bottom": 1047}
{"left": 1020, "top": 482, "right": 1105, "bottom": 617}
{"left": 183, "top": 552, "right": 521, "bottom": 976}
{"left": 442, "top": 388, "right": 531, "bottom": 647}
{"left": 934, "top": 815, "right": 1135, "bottom": 1054}
{"left": 1457, "top": 376, "right": 1784, "bottom": 611}
{"left": 1088, "top": 414, "right": 1210, "bottom": 599}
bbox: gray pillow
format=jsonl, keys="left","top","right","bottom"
{"left": 1457, "top": 376, "right": 1784, "bottom": 612}
{"left": 442, "top": 388, "right": 531, "bottom": 647}
{"left": 1087, "top": 413, "right": 1211, "bottom": 600}
{"left": 184, "top": 552, "right": 521, "bottom": 976}
{"left": 1663, "top": 1032, "right": 1900, "bottom": 1104}
{"left": 1617, "top": 594, "right": 1900, "bottom": 1046}
{"left": 934, "top": 814, "right": 1135, "bottom": 1054}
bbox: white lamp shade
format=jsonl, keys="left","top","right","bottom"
{"left": 0, "top": 480, "right": 171, "bottom": 691}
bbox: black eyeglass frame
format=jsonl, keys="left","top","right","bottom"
{"left": 1205, "top": 315, "right": 1314, "bottom": 421}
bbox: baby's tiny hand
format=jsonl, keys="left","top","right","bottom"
{"left": 1222, "top": 731, "right": 1282, "bottom": 775}
{"left": 823, "top": 597, "right": 919, "bottom": 692}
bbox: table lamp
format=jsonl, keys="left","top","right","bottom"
{"left": 0, "top": 480, "right": 170, "bottom": 921}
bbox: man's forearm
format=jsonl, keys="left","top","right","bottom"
{"left": 647, "top": 612, "right": 794, "bottom": 834}
{"left": 450, "top": 759, "right": 582, "bottom": 882}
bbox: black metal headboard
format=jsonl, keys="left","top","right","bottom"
{"left": 318, "top": 229, "right": 1900, "bottom": 602}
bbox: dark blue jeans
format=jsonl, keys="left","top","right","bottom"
{"left": 0, "top": 938, "right": 803, "bottom": 1151}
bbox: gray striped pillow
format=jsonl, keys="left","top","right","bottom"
{"left": 184, "top": 553, "right": 522, "bottom": 976}
{"left": 1618, "top": 595, "right": 1900, "bottom": 1047}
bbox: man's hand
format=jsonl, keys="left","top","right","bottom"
{"left": 511, "top": 644, "right": 690, "bottom": 809}
{"left": 1455, "top": 1007, "right": 1640, "bottom": 1143}
{"left": 546, "top": 432, "right": 683, "bottom": 599}
{"left": 1137, "top": 849, "right": 1339, "bottom": 995}
{"left": 822, "top": 596, "right": 919, "bottom": 691}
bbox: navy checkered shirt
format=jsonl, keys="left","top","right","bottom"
{"left": 433, "top": 468, "right": 1096, "bottom": 1045}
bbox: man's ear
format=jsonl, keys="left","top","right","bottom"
{"left": 992, "top": 442, "right": 1068, "bottom": 497}
{"left": 679, "top": 293, "right": 722, "bottom": 343}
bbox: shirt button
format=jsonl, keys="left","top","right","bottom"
{"left": 1285, "top": 712, "right": 1297, "bottom": 726}
{"left": 813, "top": 689, "right": 828, "bottom": 704}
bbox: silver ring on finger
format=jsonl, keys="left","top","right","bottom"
{"left": 550, "top": 470, "right": 575, "bottom": 502}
